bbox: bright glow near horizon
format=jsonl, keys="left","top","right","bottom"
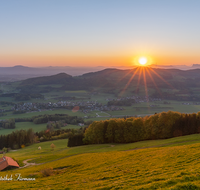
{"left": 1, "top": 1, "right": 200, "bottom": 67}
{"left": 139, "top": 57, "right": 147, "bottom": 65}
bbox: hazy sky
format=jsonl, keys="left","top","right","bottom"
{"left": 1, "top": 0, "right": 200, "bottom": 67}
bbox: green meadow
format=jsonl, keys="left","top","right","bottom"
{"left": 0, "top": 109, "right": 85, "bottom": 120}
{"left": 0, "top": 122, "right": 81, "bottom": 135}
{"left": 1, "top": 98, "right": 200, "bottom": 135}
{"left": 106, "top": 102, "right": 200, "bottom": 117}
{"left": 1, "top": 85, "right": 200, "bottom": 122}
{"left": 2, "top": 134, "right": 200, "bottom": 189}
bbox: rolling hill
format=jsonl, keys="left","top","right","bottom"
{"left": 1, "top": 134, "right": 200, "bottom": 189}
{"left": 16, "top": 67, "right": 200, "bottom": 100}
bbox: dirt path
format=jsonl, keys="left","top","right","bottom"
{"left": 20, "top": 159, "right": 41, "bottom": 168}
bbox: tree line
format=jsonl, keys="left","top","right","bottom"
{"left": 32, "top": 114, "right": 84, "bottom": 125}
{"left": 0, "top": 119, "right": 15, "bottom": 129}
{"left": 3, "top": 111, "right": 200, "bottom": 149}
{"left": 13, "top": 114, "right": 84, "bottom": 125}
{"left": 0, "top": 128, "right": 35, "bottom": 150}
{"left": 0, "top": 93, "right": 44, "bottom": 101}
{"left": 83, "top": 111, "right": 200, "bottom": 144}
{"left": 36, "top": 128, "right": 84, "bottom": 142}
{"left": 0, "top": 127, "right": 85, "bottom": 150}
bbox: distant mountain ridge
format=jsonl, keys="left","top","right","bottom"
{"left": 17, "top": 67, "right": 200, "bottom": 97}
{"left": 0, "top": 65, "right": 106, "bottom": 75}
{"left": 0, "top": 65, "right": 108, "bottom": 81}
{"left": 20, "top": 73, "right": 72, "bottom": 86}
{"left": 1, "top": 64, "right": 200, "bottom": 82}
{"left": 192, "top": 64, "right": 200, "bottom": 68}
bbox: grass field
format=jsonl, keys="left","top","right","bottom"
{"left": 0, "top": 109, "right": 85, "bottom": 120}
{"left": 2, "top": 134, "right": 200, "bottom": 189}
{"left": 0, "top": 122, "right": 47, "bottom": 135}
{"left": 2, "top": 101, "right": 199, "bottom": 121}
{"left": 90, "top": 93, "right": 116, "bottom": 104}
{"left": 1, "top": 87, "right": 200, "bottom": 122}
{"left": 0, "top": 122, "right": 81, "bottom": 135}
{"left": 105, "top": 101, "right": 200, "bottom": 117}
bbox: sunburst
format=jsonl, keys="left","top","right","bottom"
{"left": 139, "top": 57, "right": 147, "bottom": 66}
{"left": 119, "top": 58, "right": 175, "bottom": 102}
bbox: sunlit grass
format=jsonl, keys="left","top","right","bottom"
{"left": 1, "top": 134, "right": 200, "bottom": 189}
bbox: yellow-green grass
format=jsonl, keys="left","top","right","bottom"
{"left": 6, "top": 134, "right": 200, "bottom": 166}
{"left": 2, "top": 134, "right": 200, "bottom": 189}
{"left": 0, "top": 122, "right": 81, "bottom": 135}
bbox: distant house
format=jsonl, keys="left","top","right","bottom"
{"left": 78, "top": 123, "right": 84, "bottom": 126}
{"left": 0, "top": 156, "right": 19, "bottom": 171}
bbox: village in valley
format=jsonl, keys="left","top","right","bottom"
{"left": 0, "top": 95, "right": 162, "bottom": 116}
{"left": 0, "top": 93, "right": 198, "bottom": 120}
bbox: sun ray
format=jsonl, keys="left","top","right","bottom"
{"left": 118, "top": 61, "right": 175, "bottom": 107}
{"left": 119, "top": 67, "right": 140, "bottom": 97}
{"left": 136, "top": 67, "right": 143, "bottom": 94}
{"left": 117, "top": 68, "right": 138, "bottom": 84}
{"left": 142, "top": 67, "right": 149, "bottom": 102}
{"left": 93, "top": 69, "right": 124, "bottom": 91}
{"left": 145, "top": 68, "right": 163, "bottom": 97}
{"left": 149, "top": 68, "right": 175, "bottom": 89}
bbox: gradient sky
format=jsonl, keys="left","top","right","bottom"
{"left": 1, "top": 0, "right": 200, "bottom": 67}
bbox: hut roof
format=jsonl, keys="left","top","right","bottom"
{"left": 0, "top": 156, "right": 19, "bottom": 171}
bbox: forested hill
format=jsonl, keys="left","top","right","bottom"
{"left": 80, "top": 67, "right": 200, "bottom": 90}
{"left": 20, "top": 73, "right": 72, "bottom": 86}
{"left": 18, "top": 72, "right": 90, "bottom": 93}
{"left": 81, "top": 67, "right": 200, "bottom": 80}
{"left": 17, "top": 67, "right": 200, "bottom": 96}
{"left": 81, "top": 67, "right": 174, "bottom": 81}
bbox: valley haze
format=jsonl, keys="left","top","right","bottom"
{"left": 1, "top": 64, "right": 200, "bottom": 82}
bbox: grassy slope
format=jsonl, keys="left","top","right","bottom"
{"left": 1, "top": 134, "right": 200, "bottom": 189}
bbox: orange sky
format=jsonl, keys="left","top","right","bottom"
{"left": 0, "top": 54, "right": 199, "bottom": 67}
{"left": 1, "top": 1, "right": 200, "bottom": 68}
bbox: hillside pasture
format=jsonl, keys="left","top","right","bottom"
{"left": 2, "top": 134, "right": 200, "bottom": 189}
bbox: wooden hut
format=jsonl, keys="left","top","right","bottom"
{"left": 0, "top": 156, "right": 19, "bottom": 171}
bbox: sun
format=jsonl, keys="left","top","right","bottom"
{"left": 138, "top": 57, "right": 147, "bottom": 65}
